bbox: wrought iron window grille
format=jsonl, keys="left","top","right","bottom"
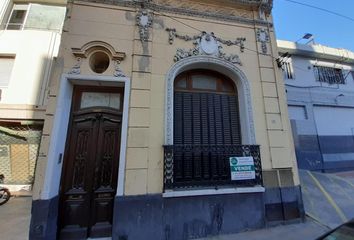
{"left": 313, "top": 65, "right": 345, "bottom": 85}
{"left": 163, "top": 144, "right": 263, "bottom": 190}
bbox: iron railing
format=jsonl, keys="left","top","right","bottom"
{"left": 163, "top": 144, "right": 263, "bottom": 190}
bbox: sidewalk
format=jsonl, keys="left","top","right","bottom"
{"left": 0, "top": 196, "right": 31, "bottom": 240}
{"left": 198, "top": 218, "right": 328, "bottom": 240}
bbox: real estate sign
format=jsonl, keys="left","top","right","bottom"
{"left": 229, "top": 156, "right": 255, "bottom": 180}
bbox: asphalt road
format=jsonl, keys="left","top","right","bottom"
{"left": 300, "top": 169, "right": 354, "bottom": 228}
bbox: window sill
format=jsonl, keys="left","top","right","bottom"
{"left": 162, "top": 186, "right": 265, "bottom": 198}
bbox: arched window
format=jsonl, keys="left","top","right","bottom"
{"left": 175, "top": 70, "right": 235, "bottom": 94}
{"left": 173, "top": 70, "right": 242, "bottom": 186}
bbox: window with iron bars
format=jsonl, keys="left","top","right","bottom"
{"left": 313, "top": 65, "right": 345, "bottom": 84}
{"left": 282, "top": 61, "right": 295, "bottom": 79}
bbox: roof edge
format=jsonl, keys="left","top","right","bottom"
{"left": 277, "top": 40, "right": 354, "bottom": 64}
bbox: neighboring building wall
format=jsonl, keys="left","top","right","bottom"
{"left": 278, "top": 40, "right": 354, "bottom": 172}
{"left": 30, "top": 1, "right": 303, "bottom": 239}
{"left": 0, "top": 30, "right": 61, "bottom": 106}
{"left": 0, "top": 1, "right": 66, "bottom": 191}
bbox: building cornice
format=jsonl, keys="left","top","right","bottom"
{"left": 76, "top": 0, "right": 273, "bottom": 27}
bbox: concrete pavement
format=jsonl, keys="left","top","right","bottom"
{"left": 0, "top": 196, "right": 31, "bottom": 240}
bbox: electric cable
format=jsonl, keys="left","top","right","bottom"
{"left": 155, "top": 9, "right": 314, "bottom": 75}
{"left": 155, "top": 10, "right": 275, "bottom": 58}
{"left": 282, "top": 0, "right": 354, "bottom": 23}
{"left": 153, "top": 6, "right": 352, "bottom": 80}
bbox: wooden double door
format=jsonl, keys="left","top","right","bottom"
{"left": 59, "top": 87, "right": 123, "bottom": 239}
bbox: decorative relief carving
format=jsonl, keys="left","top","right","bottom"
{"left": 154, "top": 0, "right": 253, "bottom": 19}
{"left": 70, "top": 41, "right": 126, "bottom": 76}
{"left": 256, "top": 28, "right": 270, "bottom": 54}
{"left": 136, "top": 9, "right": 153, "bottom": 42}
{"left": 68, "top": 57, "right": 82, "bottom": 74}
{"left": 113, "top": 60, "right": 127, "bottom": 77}
{"left": 72, "top": 130, "right": 89, "bottom": 189}
{"left": 80, "top": 0, "right": 272, "bottom": 27}
{"left": 72, "top": 41, "right": 126, "bottom": 61}
{"left": 166, "top": 29, "right": 245, "bottom": 65}
{"left": 259, "top": 0, "right": 273, "bottom": 20}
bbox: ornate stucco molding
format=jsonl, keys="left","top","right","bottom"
{"left": 136, "top": 9, "right": 153, "bottom": 42}
{"left": 71, "top": 41, "right": 126, "bottom": 61}
{"left": 68, "top": 57, "right": 82, "bottom": 74}
{"left": 256, "top": 28, "right": 270, "bottom": 54}
{"left": 259, "top": 0, "right": 273, "bottom": 20}
{"left": 113, "top": 60, "right": 127, "bottom": 77}
{"left": 79, "top": 0, "right": 273, "bottom": 27}
{"left": 166, "top": 29, "right": 245, "bottom": 65}
{"left": 154, "top": 0, "right": 253, "bottom": 19}
{"left": 165, "top": 55, "right": 256, "bottom": 145}
{"left": 69, "top": 41, "right": 127, "bottom": 76}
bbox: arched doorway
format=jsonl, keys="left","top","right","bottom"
{"left": 172, "top": 70, "right": 242, "bottom": 187}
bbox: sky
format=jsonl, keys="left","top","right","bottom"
{"left": 273, "top": 0, "right": 354, "bottom": 52}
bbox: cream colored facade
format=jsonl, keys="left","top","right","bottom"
{"left": 35, "top": 0, "right": 298, "bottom": 197}
{"left": 29, "top": 1, "right": 303, "bottom": 239}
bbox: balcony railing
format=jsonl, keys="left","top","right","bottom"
{"left": 163, "top": 144, "right": 263, "bottom": 190}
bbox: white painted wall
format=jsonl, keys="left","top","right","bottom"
{"left": 0, "top": 0, "right": 11, "bottom": 23}
{"left": 0, "top": 1, "right": 65, "bottom": 106}
{"left": 288, "top": 105, "right": 307, "bottom": 120}
{"left": 280, "top": 40, "right": 354, "bottom": 138}
{"left": 313, "top": 106, "right": 354, "bottom": 136}
{"left": 285, "top": 55, "right": 354, "bottom": 91}
{"left": 0, "top": 30, "right": 61, "bottom": 105}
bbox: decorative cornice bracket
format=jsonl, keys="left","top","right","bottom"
{"left": 68, "top": 57, "right": 82, "bottom": 75}
{"left": 136, "top": 9, "right": 153, "bottom": 42}
{"left": 256, "top": 28, "right": 270, "bottom": 54}
{"left": 113, "top": 60, "right": 127, "bottom": 77}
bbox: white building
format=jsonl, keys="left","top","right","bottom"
{"left": 0, "top": 0, "right": 66, "bottom": 192}
{"left": 278, "top": 40, "right": 354, "bottom": 172}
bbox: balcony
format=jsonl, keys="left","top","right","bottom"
{"left": 163, "top": 144, "right": 263, "bottom": 190}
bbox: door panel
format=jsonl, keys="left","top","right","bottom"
{"left": 59, "top": 87, "right": 123, "bottom": 239}
{"left": 90, "top": 114, "right": 121, "bottom": 237}
{"left": 60, "top": 113, "right": 97, "bottom": 239}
